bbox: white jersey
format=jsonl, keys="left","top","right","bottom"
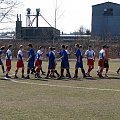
{"left": 6, "top": 49, "right": 12, "bottom": 60}
{"left": 36, "top": 50, "right": 43, "bottom": 60}
{"left": 17, "top": 50, "right": 23, "bottom": 60}
{"left": 85, "top": 50, "right": 95, "bottom": 60}
{"left": 99, "top": 49, "right": 105, "bottom": 59}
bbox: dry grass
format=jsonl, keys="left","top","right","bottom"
{"left": 0, "top": 59, "right": 120, "bottom": 120}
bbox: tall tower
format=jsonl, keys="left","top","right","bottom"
{"left": 16, "top": 14, "right": 22, "bottom": 39}
{"left": 26, "top": 8, "right": 40, "bottom": 27}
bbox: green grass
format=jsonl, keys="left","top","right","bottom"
{"left": 0, "top": 59, "right": 120, "bottom": 120}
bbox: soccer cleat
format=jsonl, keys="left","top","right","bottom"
{"left": 14, "top": 75, "right": 18, "bottom": 79}
{"left": 83, "top": 74, "right": 87, "bottom": 78}
{"left": 57, "top": 76, "right": 63, "bottom": 80}
{"left": 86, "top": 73, "right": 92, "bottom": 77}
{"left": 117, "top": 70, "right": 119, "bottom": 74}
{"left": 21, "top": 75, "right": 25, "bottom": 78}
{"left": 37, "top": 75, "right": 42, "bottom": 78}
{"left": 5, "top": 76, "right": 11, "bottom": 79}
{"left": 50, "top": 74, "right": 56, "bottom": 78}
{"left": 73, "top": 76, "right": 78, "bottom": 79}
{"left": 68, "top": 76, "right": 71, "bottom": 80}
{"left": 44, "top": 77, "right": 49, "bottom": 79}
{"left": 99, "top": 74, "right": 104, "bottom": 78}
{"left": 42, "top": 72, "right": 46, "bottom": 75}
{"left": 25, "top": 75, "right": 30, "bottom": 79}
{"left": 105, "top": 74, "right": 108, "bottom": 78}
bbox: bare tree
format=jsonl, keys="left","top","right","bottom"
{"left": 0, "top": 0, "right": 20, "bottom": 27}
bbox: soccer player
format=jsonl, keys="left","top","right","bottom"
{"left": 104, "top": 46, "right": 109, "bottom": 77}
{"left": 85, "top": 45, "right": 95, "bottom": 77}
{"left": 45, "top": 47, "right": 59, "bottom": 78}
{"left": 97, "top": 45, "right": 106, "bottom": 78}
{"left": 31, "top": 46, "right": 45, "bottom": 75}
{"left": 25, "top": 44, "right": 35, "bottom": 79}
{"left": 50, "top": 47, "right": 59, "bottom": 78}
{"left": 35, "top": 46, "right": 44, "bottom": 78}
{"left": 65, "top": 45, "right": 71, "bottom": 77}
{"left": 58, "top": 45, "right": 71, "bottom": 79}
{"left": 73, "top": 44, "right": 86, "bottom": 78}
{"left": 117, "top": 67, "right": 120, "bottom": 74}
{"left": 0, "top": 46, "right": 5, "bottom": 74}
{"left": 14, "top": 45, "right": 25, "bottom": 78}
{"left": 5, "top": 44, "right": 12, "bottom": 78}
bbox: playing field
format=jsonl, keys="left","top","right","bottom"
{"left": 0, "top": 59, "right": 120, "bottom": 120}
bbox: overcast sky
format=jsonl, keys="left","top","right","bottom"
{"left": 1, "top": 0, "right": 120, "bottom": 33}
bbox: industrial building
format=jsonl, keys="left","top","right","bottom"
{"left": 92, "top": 2, "right": 120, "bottom": 39}
{"left": 15, "top": 9, "right": 60, "bottom": 40}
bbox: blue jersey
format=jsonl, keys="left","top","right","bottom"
{"left": 76, "top": 49, "right": 83, "bottom": 62}
{"left": 59, "top": 50, "right": 68, "bottom": 62}
{"left": 46, "top": 51, "right": 55, "bottom": 69}
{"left": 28, "top": 48, "right": 35, "bottom": 61}
{"left": 28, "top": 48, "right": 35, "bottom": 68}
{"left": 75, "top": 49, "right": 83, "bottom": 68}
{"left": 59, "top": 50, "right": 69, "bottom": 69}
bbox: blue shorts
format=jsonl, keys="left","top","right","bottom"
{"left": 48, "top": 62, "right": 55, "bottom": 69}
{"left": 75, "top": 61, "right": 83, "bottom": 68}
{"left": 0, "top": 59, "right": 3, "bottom": 65}
{"left": 61, "top": 61, "right": 69, "bottom": 69}
{"left": 28, "top": 60, "right": 34, "bottom": 69}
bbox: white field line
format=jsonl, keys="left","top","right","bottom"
{"left": 10, "top": 79, "right": 120, "bottom": 92}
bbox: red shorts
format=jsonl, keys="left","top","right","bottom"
{"left": 6, "top": 59, "right": 11, "bottom": 67}
{"left": 6, "top": 59, "right": 11, "bottom": 71}
{"left": 35, "top": 60, "right": 42, "bottom": 67}
{"left": 98, "top": 59, "right": 104, "bottom": 67}
{"left": 17, "top": 60, "right": 24, "bottom": 68}
{"left": 87, "top": 59, "right": 94, "bottom": 66}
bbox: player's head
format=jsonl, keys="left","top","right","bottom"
{"left": 39, "top": 46, "right": 43, "bottom": 49}
{"left": 49, "top": 47, "right": 53, "bottom": 51}
{"left": 79, "top": 45, "right": 82, "bottom": 49}
{"left": 52, "top": 47, "right": 55, "bottom": 50}
{"left": 106, "top": 45, "right": 109, "bottom": 49}
{"left": 88, "top": 45, "right": 92, "bottom": 50}
{"left": 1, "top": 46, "right": 5, "bottom": 50}
{"left": 75, "top": 43, "right": 79, "bottom": 48}
{"left": 8, "top": 44, "right": 12, "bottom": 49}
{"left": 28, "top": 43, "right": 33, "bottom": 48}
{"left": 19, "top": 45, "right": 23, "bottom": 49}
{"left": 102, "top": 45, "right": 106, "bottom": 49}
{"left": 61, "top": 45, "right": 65, "bottom": 49}
{"left": 66, "top": 45, "right": 68, "bottom": 49}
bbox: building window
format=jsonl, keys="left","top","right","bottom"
{"left": 103, "top": 8, "right": 113, "bottom": 16}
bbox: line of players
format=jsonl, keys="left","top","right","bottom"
{"left": 0, "top": 43, "right": 114, "bottom": 79}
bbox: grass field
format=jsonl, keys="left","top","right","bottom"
{"left": 0, "top": 59, "right": 120, "bottom": 120}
